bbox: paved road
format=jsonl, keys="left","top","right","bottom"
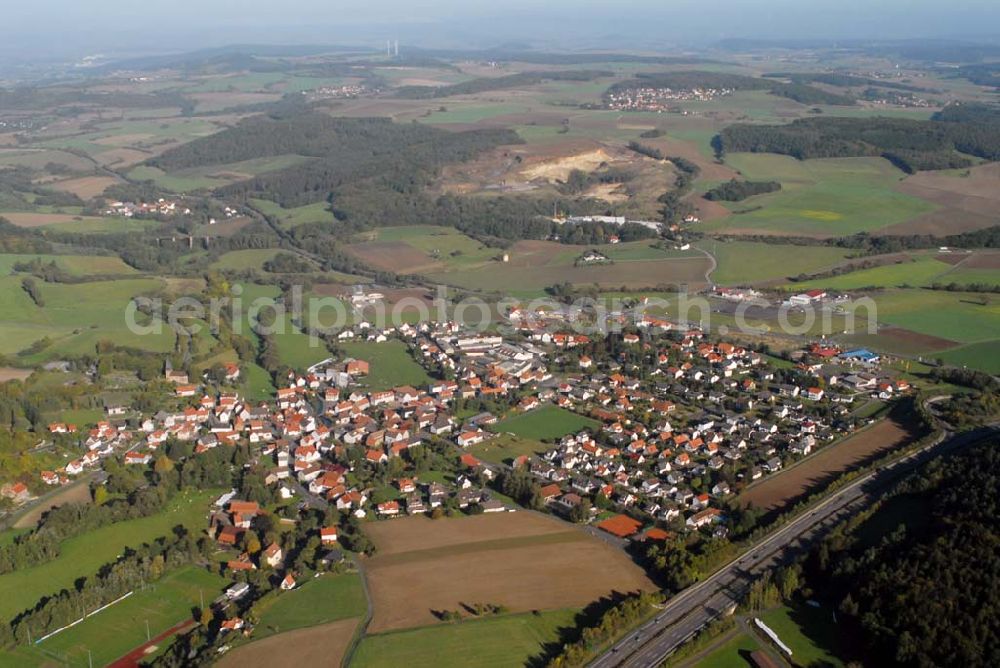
{"left": 590, "top": 424, "right": 998, "bottom": 668}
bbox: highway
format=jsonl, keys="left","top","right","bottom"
{"left": 590, "top": 424, "right": 998, "bottom": 668}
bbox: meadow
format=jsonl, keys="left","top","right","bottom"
{"left": 351, "top": 608, "right": 578, "bottom": 668}
{"left": 705, "top": 241, "right": 852, "bottom": 285}
{"left": 0, "top": 489, "right": 218, "bottom": 622}
{"left": 210, "top": 248, "right": 285, "bottom": 271}
{"left": 467, "top": 434, "right": 552, "bottom": 466}
{"left": 249, "top": 198, "right": 334, "bottom": 228}
{"left": 0, "top": 253, "right": 137, "bottom": 276}
{"left": 423, "top": 240, "right": 711, "bottom": 298}
{"left": 789, "top": 254, "right": 1000, "bottom": 291}
{"left": 251, "top": 572, "right": 367, "bottom": 640}
{"left": 704, "top": 155, "right": 937, "bottom": 237}
{"left": 493, "top": 405, "right": 599, "bottom": 441}
{"left": 1, "top": 566, "right": 226, "bottom": 668}
{"left": 0, "top": 276, "right": 176, "bottom": 361}
{"left": 337, "top": 340, "right": 432, "bottom": 391}
{"left": 863, "top": 289, "right": 1000, "bottom": 346}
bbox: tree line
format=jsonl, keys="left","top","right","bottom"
{"left": 704, "top": 179, "right": 781, "bottom": 201}
{"left": 715, "top": 105, "right": 1000, "bottom": 173}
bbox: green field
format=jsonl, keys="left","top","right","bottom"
{"left": 424, "top": 240, "right": 709, "bottom": 299}
{"left": 467, "top": 434, "right": 552, "bottom": 465}
{"left": 351, "top": 608, "right": 578, "bottom": 668}
{"left": 0, "top": 489, "right": 218, "bottom": 621}
{"left": 0, "top": 276, "right": 176, "bottom": 360}
{"left": 0, "top": 253, "right": 138, "bottom": 276}
{"left": 211, "top": 248, "right": 286, "bottom": 271}
{"left": 1, "top": 566, "right": 227, "bottom": 668}
{"left": 936, "top": 341, "right": 1000, "bottom": 373}
{"left": 250, "top": 199, "right": 334, "bottom": 228}
{"left": 370, "top": 225, "right": 498, "bottom": 269}
{"left": 422, "top": 103, "right": 533, "bottom": 124}
{"left": 789, "top": 255, "right": 991, "bottom": 291}
{"left": 493, "top": 405, "right": 598, "bottom": 441}
{"left": 863, "top": 289, "right": 1000, "bottom": 345}
{"left": 704, "top": 155, "right": 936, "bottom": 237}
{"left": 337, "top": 341, "right": 431, "bottom": 392}
{"left": 692, "top": 631, "right": 762, "bottom": 668}
{"left": 41, "top": 217, "right": 158, "bottom": 234}
{"left": 705, "top": 241, "right": 852, "bottom": 285}
{"left": 129, "top": 154, "right": 312, "bottom": 193}
{"left": 252, "top": 572, "right": 366, "bottom": 640}
{"left": 759, "top": 605, "right": 844, "bottom": 668}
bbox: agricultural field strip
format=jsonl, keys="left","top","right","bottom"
{"left": 369, "top": 530, "right": 586, "bottom": 567}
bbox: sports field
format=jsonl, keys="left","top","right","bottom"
{"left": 493, "top": 405, "right": 599, "bottom": 441}
{"left": 704, "top": 155, "right": 936, "bottom": 237}
{"left": 362, "top": 513, "right": 655, "bottom": 632}
{"left": 0, "top": 489, "right": 218, "bottom": 621}
{"left": 3, "top": 566, "right": 226, "bottom": 668}
{"left": 352, "top": 608, "right": 578, "bottom": 668}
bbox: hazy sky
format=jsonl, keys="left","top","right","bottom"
{"left": 3, "top": 1, "right": 1000, "bottom": 59}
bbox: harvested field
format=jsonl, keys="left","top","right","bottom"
{"left": 0, "top": 367, "right": 32, "bottom": 382}
{"left": 690, "top": 196, "right": 732, "bottom": 222}
{"left": 888, "top": 164, "right": 1000, "bottom": 235}
{"left": 93, "top": 133, "right": 156, "bottom": 147}
{"left": 875, "top": 326, "right": 960, "bottom": 353}
{"left": 216, "top": 618, "right": 358, "bottom": 668}
{"left": 428, "top": 250, "right": 712, "bottom": 294}
{"left": 740, "top": 415, "right": 924, "bottom": 512}
{"left": 347, "top": 241, "right": 440, "bottom": 274}
{"left": 959, "top": 250, "right": 1000, "bottom": 270}
{"left": 51, "top": 175, "right": 120, "bottom": 199}
{"left": 363, "top": 513, "right": 655, "bottom": 632}
{"left": 94, "top": 147, "right": 152, "bottom": 168}
{"left": 1, "top": 212, "right": 101, "bottom": 228}
{"left": 13, "top": 480, "right": 92, "bottom": 529}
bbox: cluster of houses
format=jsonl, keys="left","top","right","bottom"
{"left": 604, "top": 86, "right": 735, "bottom": 112}
{"left": 103, "top": 198, "right": 193, "bottom": 218}
{"left": 102, "top": 198, "right": 241, "bottom": 225}
{"left": 28, "top": 308, "right": 914, "bottom": 554}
